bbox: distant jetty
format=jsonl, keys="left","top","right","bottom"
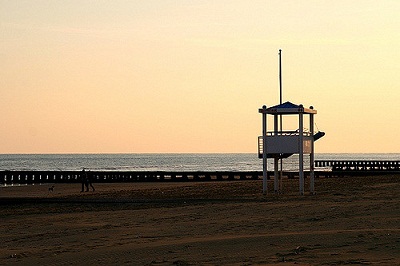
{"left": 1, "top": 160, "right": 400, "bottom": 185}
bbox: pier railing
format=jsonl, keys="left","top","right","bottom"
{"left": 2, "top": 162, "right": 400, "bottom": 185}
{"left": 0, "top": 170, "right": 339, "bottom": 185}
{"left": 0, "top": 171, "right": 263, "bottom": 185}
{"left": 315, "top": 160, "right": 400, "bottom": 172}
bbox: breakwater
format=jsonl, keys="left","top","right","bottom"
{"left": 315, "top": 160, "right": 400, "bottom": 172}
{"left": 2, "top": 159, "right": 400, "bottom": 185}
{"left": 1, "top": 170, "right": 337, "bottom": 185}
{"left": 0, "top": 171, "right": 260, "bottom": 185}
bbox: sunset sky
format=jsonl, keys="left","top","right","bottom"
{"left": 1, "top": 1, "right": 399, "bottom": 154}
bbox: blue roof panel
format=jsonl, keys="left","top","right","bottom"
{"left": 268, "top": 101, "right": 300, "bottom": 109}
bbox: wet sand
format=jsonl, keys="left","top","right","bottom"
{"left": 1, "top": 175, "right": 400, "bottom": 265}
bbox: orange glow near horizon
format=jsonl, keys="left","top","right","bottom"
{"left": 1, "top": 1, "right": 399, "bottom": 154}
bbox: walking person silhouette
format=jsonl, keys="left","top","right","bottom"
{"left": 81, "top": 169, "right": 95, "bottom": 192}
{"left": 81, "top": 169, "right": 87, "bottom": 192}
{"left": 85, "top": 170, "right": 95, "bottom": 192}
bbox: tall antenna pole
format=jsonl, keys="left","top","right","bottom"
{"left": 279, "top": 49, "right": 283, "bottom": 132}
{"left": 279, "top": 49, "right": 283, "bottom": 193}
{"left": 279, "top": 49, "right": 282, "bottom": 106}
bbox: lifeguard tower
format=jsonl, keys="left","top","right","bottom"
{"left": 258, "top": 101, "right": 324, "bottom": 195}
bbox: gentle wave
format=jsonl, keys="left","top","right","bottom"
{"left": 0, "top": 153, "right": 399, "bottom": 172}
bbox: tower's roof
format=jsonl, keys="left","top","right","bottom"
{"left": 259, "top": 101, "right": 317, "bottom": 114}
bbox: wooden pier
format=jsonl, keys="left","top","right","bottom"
{"left": 0, "top": 171, "right": 260, "bottom": 185}
{"left": 2, "top": 160, "right": 400, "bottom": 185}
{"left": 0, "top": 170, "right": 334, "bottom": 185}
{"left": 315, "top": 160, "right": 400, "bottom": 173}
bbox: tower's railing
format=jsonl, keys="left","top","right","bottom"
{"left": 265, "top": 131, "right": 312, "bottom": 136}
{"left": 258, "top": 131, "right": 313, "bottom": 157}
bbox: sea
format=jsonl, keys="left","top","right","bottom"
{"left": 0, "top": 153, "right": 399, "bottom": 172}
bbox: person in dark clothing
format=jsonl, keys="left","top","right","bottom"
{"left": 81, "top": 169, "right": 87, "bottom": 192}
{"left": 85, "top": 170, "right": 95, "bottom": 192}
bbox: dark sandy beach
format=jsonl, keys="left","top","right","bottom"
{"left": 1, "top": 175, "right": 400, "bottom": 265}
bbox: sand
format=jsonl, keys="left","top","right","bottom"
{"left": 1, "top": 175, "right": 400, "bottom": 265}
